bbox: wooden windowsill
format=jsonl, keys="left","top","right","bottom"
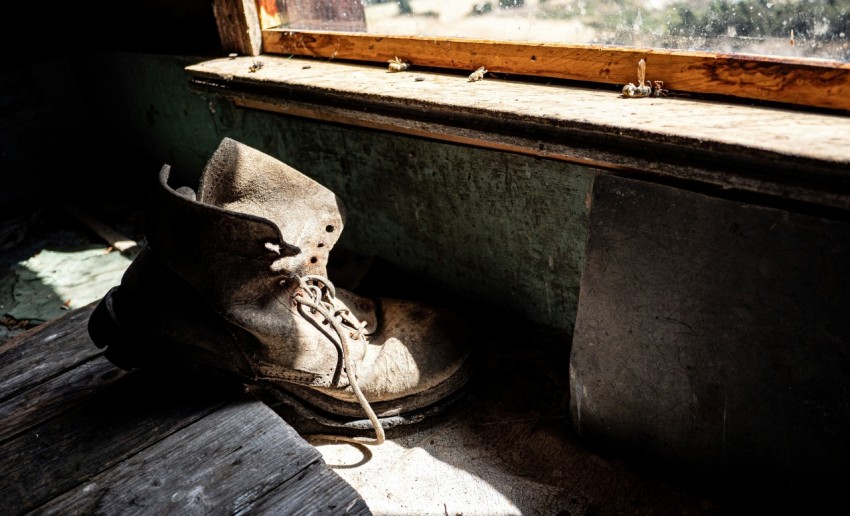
{"left": 260, "top": 30, "right": 850, "bottom": 112}
{"left": 185, "top": 55, "right": 850, "bottom": 212}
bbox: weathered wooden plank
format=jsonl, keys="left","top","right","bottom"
{"left": 213, "top": 0, "right": 262, "bottom": 56}
{"left": 64, "top": 206, "right": 140, "bottom": 254}
{"left": 247, "top": 460, "right": 371, "bottom": 515}
{"left": 0, "top": 372, "right": 235, "bottom": 513}
{"left": 186, "top": 56, "right": 850, "bottom": 211}
{"left": 186, "top": 56, "right": 850, "bottom": 165}
{"left": 0, "top": 356, "right": 126, "bottom": 443}
{"left": 230, "top": 96, "right": 633, "bottom": 174}
{"left": 262, "top": 30, "right": 850, "bottom": 112}
{"left": 34, "top": 401, "right": 346, "bottom": 515}
{"left": 0, "top": 304, "right": 100, "bottom": 402}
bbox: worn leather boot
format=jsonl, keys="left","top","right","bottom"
{"left": 88, "top": 138, "right": 474, "bottom": 444}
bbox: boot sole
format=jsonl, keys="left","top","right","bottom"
{"left": 89, "top": 289, "right": 481, "bottom": 436}
{"left": 267, "top": 352, "right": 477, "bottom": 418}
{"left": 261, "top": 352, "right": 479, "bottom": 435}
{"left": 265, "top": 377, "right": 474, "bottom": 438}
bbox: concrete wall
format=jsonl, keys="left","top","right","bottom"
{"left": 73, "top": 52, "right": 596, "bottom": 335}
{"left": 0, "top": 59, "right": 93, "bottom": 218}
{"left": 571, "top": 174, "right": 850, "bottom": 490}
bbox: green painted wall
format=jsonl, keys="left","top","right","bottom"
{"left": 74, "top": 52, "right": 597, "bottom": 335}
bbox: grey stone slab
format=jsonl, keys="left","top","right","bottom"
{"left": 570, "top": 175, "right": 850, "bottom": 494}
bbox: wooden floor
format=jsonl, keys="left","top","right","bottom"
{"left": 0, "top": 304, "right": 371, "bottom": 515}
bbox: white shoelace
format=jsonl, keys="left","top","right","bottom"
{"left": 293, "top": 275, "right": 385, "bottom": 446}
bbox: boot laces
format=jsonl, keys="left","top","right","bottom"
{"left": 293, "top": 275, "right": 386, "bottom": 446}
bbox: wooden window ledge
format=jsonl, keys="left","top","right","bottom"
{"left": 185, "top": 55, "right": 850, "bottom": 213}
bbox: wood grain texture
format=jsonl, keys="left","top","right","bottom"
{"left": 0, "top": 371, "right": 233, "bottom": 513}
{"left": 186, "top": 56, "right": 850, "bottom": 211}
{"left": 0, "top": 304, "right": 99, "bottom": 402}
{"left": 248, "top": 460, "right": 371, "bottom": 515}
{"left": 1, "top": 304, "right": 370, "bottom": 514}
{"left": 0, "top": 355, "right": 125, "bottom": 442}
{"left": 35, "top": 401, "right": 335, "bottom": 515}
{"left": 185, "top": 56, "right": 850, "bottom": 163}
{"left": 262, "top": 30, "right": 850, "bottom": 111}
{"left": 213, "top": 0, "right": 262, "bottom": 56}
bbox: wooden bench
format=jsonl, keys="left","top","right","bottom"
{"left": 0, "top": 304, "right": 371, "bottom": 515}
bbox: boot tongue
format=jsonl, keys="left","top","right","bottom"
{"left": 197, "top": 138, "right": 345, "bottom": 277}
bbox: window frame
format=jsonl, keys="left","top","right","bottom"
{"left": 215, "top": 0, "right": 850, "bottom": 113}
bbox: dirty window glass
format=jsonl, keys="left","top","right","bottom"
{"left": 277, "top": 0, "right": 850, "bottom": 62}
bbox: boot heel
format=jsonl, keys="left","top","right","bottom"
{"left": 88, "top": 288, "right": 144, "bottom": 371}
